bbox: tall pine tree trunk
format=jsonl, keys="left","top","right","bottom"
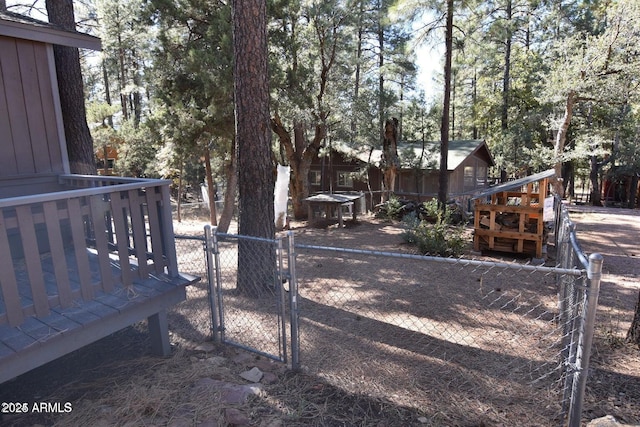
{"left": 204, "top": 148, "right": 218, "bottom": 226}
{"left": 439, "top": 0, "right": 454, "bottom": 210}
{"left": 232, "top": 0, "right": 276, "bottom": 297}
{"left": 553, "top": 91, "right": 576, "bottom": 197}
{"left": 218, "top": 138, "right": 238, "bottom": 233}
{"left": 381, "top": 118, "right": 399, "bottom": 202}
{"left": 46, "top": 0, "right": 96, "bottom": 174}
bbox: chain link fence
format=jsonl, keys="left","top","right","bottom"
{"left": 290, "top": 200, "right": 601, "bottom": 426}
{"left": 293, "top": 243, "right": 585, "bottom": 426}
{"left": 206, "top": 228, "right": 290, "bottom": 363}
{"left": 169, "top": 199, "right": 602, "bottom": 426}
{"left": 168, "top": 235, "right": 213, "bottom": 345}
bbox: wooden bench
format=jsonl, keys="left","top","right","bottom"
{"left": 0, "top": 176, "right": 199, "bottom": 384}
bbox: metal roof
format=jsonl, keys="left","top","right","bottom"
{"left": 471, "top": 169, "right": 556, "bottom": 200}
{"left": 336, "top": 139, "right": 495, "bottom": 170}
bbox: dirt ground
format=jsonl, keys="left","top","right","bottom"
{"left": 561, "top": 205, "right": 640, "bottom": 425}
{"left": 0, "top": 204, "right": 638, "bottom": 426}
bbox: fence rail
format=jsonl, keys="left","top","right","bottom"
{"left": 171, "top": 199, "right": 601, "bottom": 427}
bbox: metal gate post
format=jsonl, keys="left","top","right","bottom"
{"left": 204, "top": 225, "right": 222, "bottom": 343}
{"left": 276, "top": 236, "right": 288, "bottom": 364}
{"left": 567, "top": 253, "right": 603, "bottom": 427}
{"left": 287, "top": 231, "right": 300, "bottom": 370}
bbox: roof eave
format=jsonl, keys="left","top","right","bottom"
{"left": 0, "top": 13, "right": 101, "bottom": 51}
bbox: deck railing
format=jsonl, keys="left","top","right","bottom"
{"left": 0, "top": 175, "right": 178, "bottom": 327}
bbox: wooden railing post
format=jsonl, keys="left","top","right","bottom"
{"left": 160, "top": 184, "right": 179, "bottom": 277}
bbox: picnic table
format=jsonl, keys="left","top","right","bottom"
{"left": 304, "top": 192, "right": 363, "bottom": 228}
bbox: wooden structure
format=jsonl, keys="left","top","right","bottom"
{"left": 304, "top": 192, "right": 363, "bottom": 228}
{"left": 0, "top": 12, "right": 198, "bottom": 384}
{"left": 472, "top": 169, "right": 555, "bottom": 258}
{"left": 310, "top": 140, "right": 494, "bottom": 208}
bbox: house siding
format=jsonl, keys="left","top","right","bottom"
{"left": 0, "top": 36, "right": 64, "bottom": 178}
{"left": 309, "top": 141, "right": 493, "bottom": 209}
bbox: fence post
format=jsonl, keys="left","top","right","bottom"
{"left": 287, "top": 230, "right": 300, "bottom": 371}
{"left": 559, "top": 221, "right": 579, "bottom": 417}
{"left": 567, "top": 253, "right": 604, "bottom": 427}
{"left": 276, "top": 236, "right": 288, "bottom": 364}
{"left": 204, "top": 225, "right": 221, "bottom": 343}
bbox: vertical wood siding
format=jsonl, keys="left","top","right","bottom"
{"left": 0, "top": 36, "right": 64, "bottom": 177}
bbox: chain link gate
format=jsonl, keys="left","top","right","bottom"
{"left": 174, "top": 200, "right": 600, "bottom": 426}
{"left": 203, "top": 226, "right": 299, "bottom": 365}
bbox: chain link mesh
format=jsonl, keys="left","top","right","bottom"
{"left": 211, "top": 233, "right": 288, "bottom": 362}
{"left": 168, "top": 200, "right": 596, "bottom": 426}
{"left": 168, "top": 236, "right": 213, "bottom": 344}
{"left": 293, "top": 245, "right": 585, "bottom": 425}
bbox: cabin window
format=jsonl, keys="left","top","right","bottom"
{"left": 309, "top": 170, "right": 322, "bottom": 186}
{"left": 476, "top": 165, "right": 487, "bottom": 186}
{"left": 337, "top": 171, "right": 353, "bottom": 187}
{"left": 464, "top": 166, "right": 475, "bottom": 189}
{"left": 97, "top": 158, "right": 116, "bottom": 170}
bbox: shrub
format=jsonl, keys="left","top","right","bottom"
{"left": 401, "top": 206, "right": 467, "bottom": 257}
{"left": 374, "top": 196, "right": 405, "bottom": 220}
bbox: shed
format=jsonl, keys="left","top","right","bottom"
{"left": 471, "top": 169, "right": 555, "bottom": 258}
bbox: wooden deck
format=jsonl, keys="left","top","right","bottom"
{"left": 0, "top": 175, "right": 199, "bottom": 383}
{"left": 0, "top": 250, "right": 195, "bottom": 383}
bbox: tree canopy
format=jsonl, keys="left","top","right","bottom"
{"left": 6, "top": 0, "right": 640, "bottom": 208}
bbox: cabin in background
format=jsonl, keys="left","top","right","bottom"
{"left": 309, "top": 140, "right": 495, "bottom": 209}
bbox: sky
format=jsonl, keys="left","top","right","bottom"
{"left": 409, "top": 7, "right": 446, "bottom": 104}
{"left": 414, "top": 41, "right": 443, "bottom": 102}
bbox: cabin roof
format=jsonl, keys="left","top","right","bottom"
{"left": 335, "top": 139, "right": 495, "bottom": 171}
{"left": 471, "top": 169, "right": 556, "bottom": 200}
{"left": 0, "top": 10, "right": 101, "bottom": 50}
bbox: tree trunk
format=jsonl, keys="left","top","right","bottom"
{"left": 232, "top": 0, "right": 276, "bottom": 297}
{"left": 46, "top": 0, "right": 96, "bottom": 175}
{"left": 501, "top": 0, "right": 512, "bottom": 132}
{"left": 563, "top": 161, "right": 574, "bottom": 200}
{"left": 132, "top": 53, "right": 142, "bottom": 127}
{"left": 553, "top": 91, "right": 576, "bottom": 197}
{"left": 218, "top": 138, "right": 237, "bottom": 233}
{"left": 117, "top": 32, "right": 129, "bottom": 121}
{"left": 629, "top": 175, "right": 638, "bottom": 209}
{"left": 377, "top": 12, "right": 385, "bottom": 172}
{"left": 439, "top": 0, "right": 454, "bottom": 210}
{"left": 204, "top": 148, "right": 217, "bottom": 226}
{"left": 102, "top": 60, "right": 114, "bottom": 128}
{"left": 271, "top": 115, "right": 323, "bottom": 220}
{"left": 589, "top": 154, "right": 611, "bottom": 207}
{"left": 627, "top": 290, "right": 640, "bottom": 348}
{"left": 351, "top": 0, "right": 364, "bottom": 139}
{"left": 381, "top": 118, "right": 399, "bottom": 203}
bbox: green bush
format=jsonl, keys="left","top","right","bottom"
{"left": 374, "top": 196, "right": 404, "bottom": 220}
{"left": 401, "top": 208, "right": 467, "bottom": 257}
